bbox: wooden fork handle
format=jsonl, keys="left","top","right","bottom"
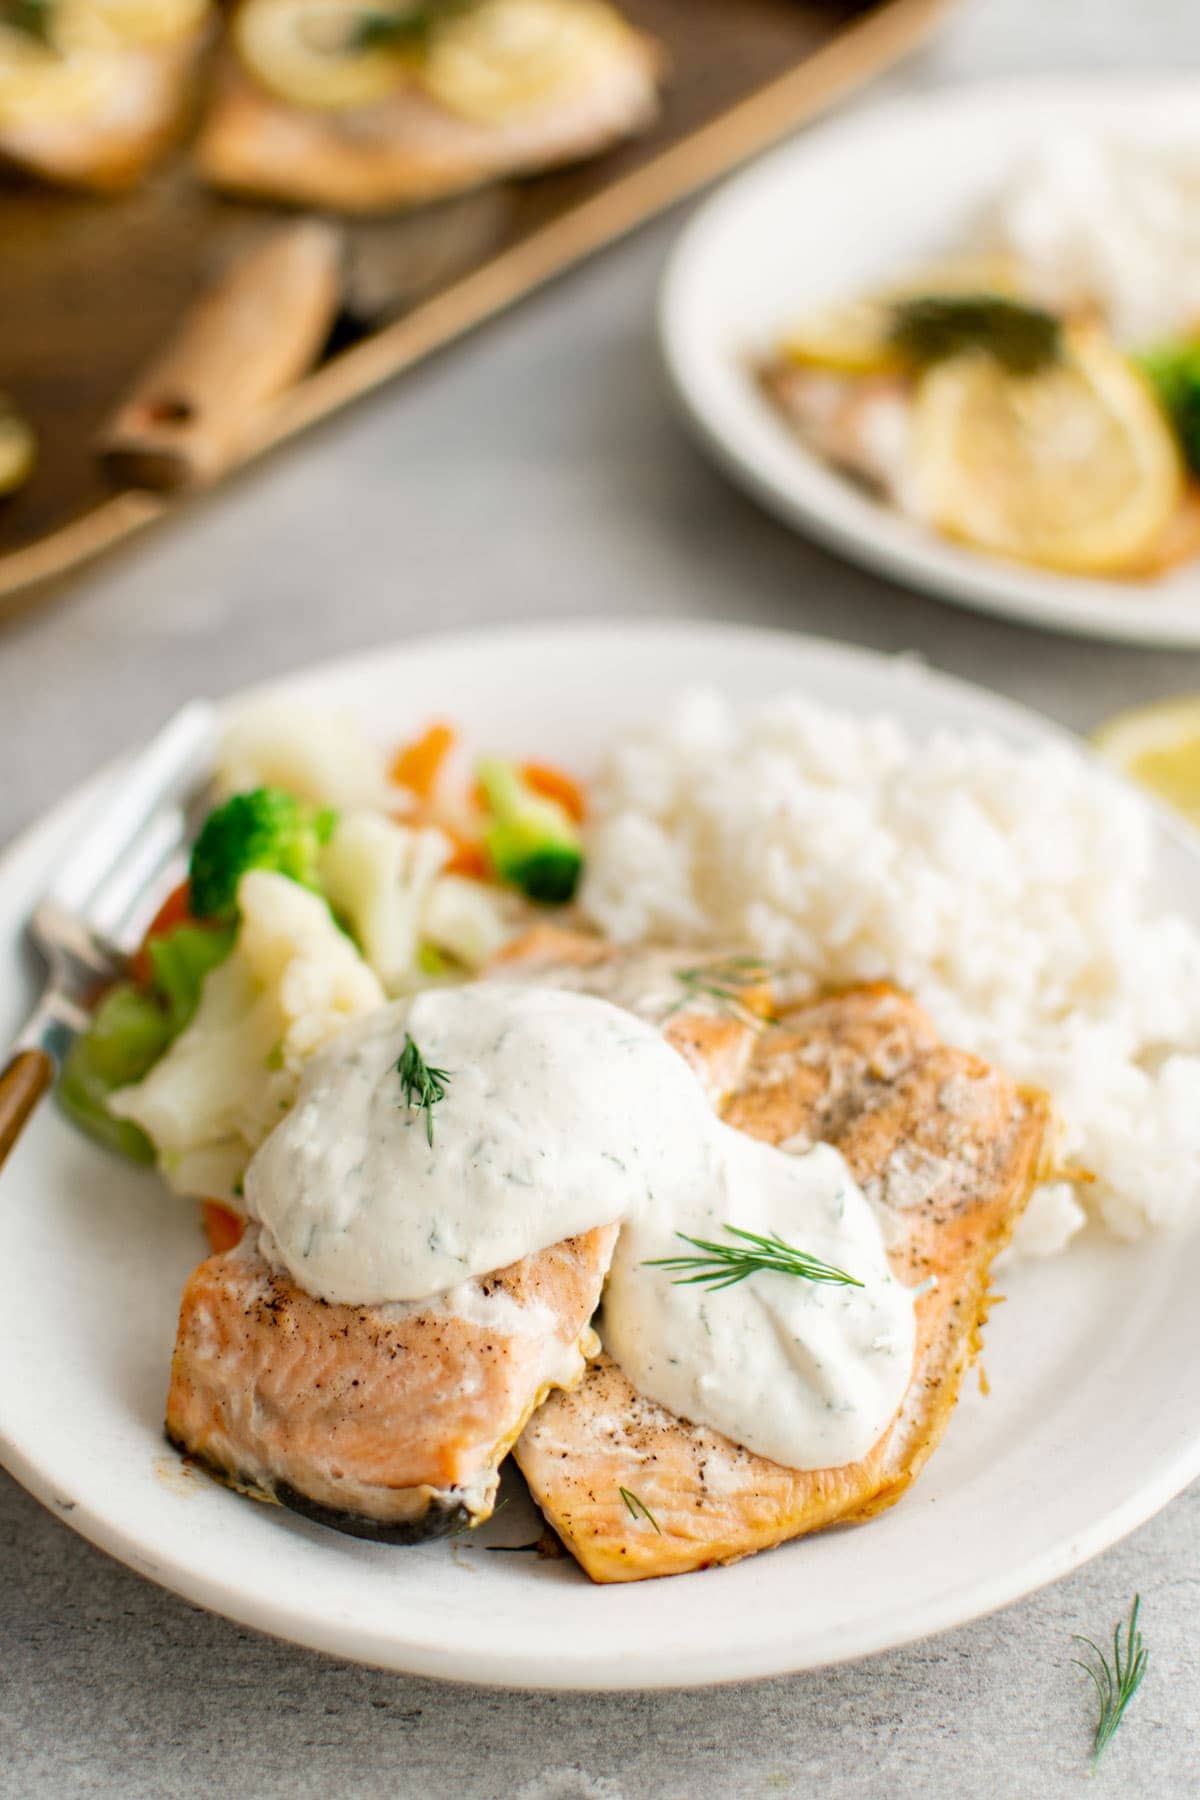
{"left": 0, "top": 1048, "right": 53, "bottom": 1171}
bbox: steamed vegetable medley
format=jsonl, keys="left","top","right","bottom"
{"left": 59, "top": 707, "right": 585, "bottom": 1210}
{"left": 759, "top": 135, "right": 1200, "bottom": 580}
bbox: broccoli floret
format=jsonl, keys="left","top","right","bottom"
{"left": 58, "top": 986, "right": 171, "bottom": 1163}
{"left": 58, "top": 920, "right": 235, "bottom": 1162}
{"left": 477, "top": 759, "right": 583, "bottom": 906}
{"left": 146, "top": 922, "right": 237, "bottom": 1034}
{"left": 189, "top": 787, "right": 338, "bottom": 920}
{"left": 1139, "top": 342, "right": 1200, "bottom": 474}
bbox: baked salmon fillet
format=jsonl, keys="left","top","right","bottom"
{"left": 194, "top": 19, "right": 662, "bottom": 212}
{"left": 513, "top": 969, "right": 1050, "bottom": 1582}
{"left": 165, "top": 932, "right": 769, "bottom": 1540}
{"left": 167, "top": 1221, "right": 618, "bottom": 1540}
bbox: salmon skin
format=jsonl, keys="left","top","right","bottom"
{"left": 509, "top": 950, "right": 1050, "bottom": 1583}
{"left": 167, "top": 1222, "right": 618, "bottom": 1541}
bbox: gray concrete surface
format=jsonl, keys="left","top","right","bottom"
{"left": 3, "top": 1, "right": 1199, "bottom": 1793}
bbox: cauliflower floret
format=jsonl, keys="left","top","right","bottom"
{"left": 217, "top": 701, "right": 398, "bottom": 812}
{"left": 320, "top": 812, "right": 451, "bottom": 995}
{"left": 109, "top": 870, "right": 384, "bottom": 1204}
{"left": 320, "top": 812, "right": 522, "bottom": 993}
{"left": 423, "top": 873, "right": 522, "bottom": 969}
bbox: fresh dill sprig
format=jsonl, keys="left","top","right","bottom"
{"left": 1071, "top": 1594, "right": 1149, "bottom": 1767}
{"left": 619, "top": 1487, "right": 662, "bottom": 1534}
{"left": 666, "top": 955, "right": 776, "bottom": 1029}
{"left": 396, "top": 1032, "right": 451, "bottom": 1147}
{"left": 645, "top": 1225, "right": 863, "bottom": 1293}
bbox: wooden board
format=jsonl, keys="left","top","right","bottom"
{"left": 0, "top": 0, "right": 952, "bottom": 614}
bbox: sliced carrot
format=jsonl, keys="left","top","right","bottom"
{"left": 201, "top": 1201, "right": 245, "bottom": 1256}
{"left": 444, "top": 829, "right": 491, "bottom": 882}
{"left": 391, "top": 723, "right": 456, "bottom": 800}
{"left": 131, "top": 880, "right": 194, "bottom": 986}
{"left": 522, "top": 761, "right": 586, "bottom": 823}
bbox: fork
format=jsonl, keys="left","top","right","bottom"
{"left": 0, "top": 703, "right": 218, "bottom": 1174}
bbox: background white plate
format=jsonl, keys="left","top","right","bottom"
{"left": 660, "top": 78, "right": 1200, "bottom": 648}
{"left": 3, "top": 621, "right": 1199, "bottom": 1689}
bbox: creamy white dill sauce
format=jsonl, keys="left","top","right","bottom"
{"left": 246, "top": 982, "right": 711, "bottom": 1305}
{"left": 245, "top": 982, "right": 916, "bottom": 1471}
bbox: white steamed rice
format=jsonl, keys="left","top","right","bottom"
{"left": 580, "top": 691, "right": 1200, "bottom": 1256}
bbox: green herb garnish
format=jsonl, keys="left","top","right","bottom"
{"left": 396, "top": 1032, "right": 451, "bottom": 1147}
{"left": 1072, "top": 1594, "right": 1148, "bottom": 1767}
{"left": 5, "top": 0, "right": 55, "bottom": 45}
{"left": 667, "top": 955, "right": 775, "bottom": 1029}
{"left": 350, "top": 5, "right": 433, "bottom": 49}
{"left": 346, "top": 0, "right": 467, "bottom": 51}
{"left": 619, "top": 1488, "right": 662, "bottom": 1534}
{"left": 645, "top": 1225, "right": 863, "bottom": 1293}
{"left": 889, "top": 294, "right": 1062, "bottom": 376}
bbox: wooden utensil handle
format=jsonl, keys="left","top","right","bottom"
{"left": 0, "top": 1048, "right": 53, "bottom": 1172}
{"left": 100, "top": 220, "right": 343, "bottom": 492}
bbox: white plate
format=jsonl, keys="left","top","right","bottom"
{"left": 660, "top": 77, "right": 1200, "bottom": 648}
{"left": 3, "top": 620, "right": 1199, "bottom": 1689}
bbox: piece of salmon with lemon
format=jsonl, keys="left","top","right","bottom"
{"left": 195, "top": 0, "right": 663, "bottom": 211}
{"left": 0, "top": 0, "right": 212, "bottom": 191}
{"left": 762, "top": 282, "right": 1189, "bottom": 579}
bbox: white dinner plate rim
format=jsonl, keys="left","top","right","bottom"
{"left": 659, "top": 74, "right": 1200, "bottom": 649}
{"left": 3, "top": 616, "right": 1199, "bottom": 1690}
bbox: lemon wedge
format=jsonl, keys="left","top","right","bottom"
{"left": 1093, "top": 696, "right": 1200, "bottom": 827}
{"left": 233, "top": 0, "right": 415, "bottom": 111}
{"left": 419, "top": 0, "right": 636, "bottom": 125}
{"left": 778, "top": 257, "right": 1022, "bottom": 378}
{"left": 910, "top": 328, "right": 1184, "bottom": 575}
{"left": 0, "top": 402, "right": 36, "bottom": 498}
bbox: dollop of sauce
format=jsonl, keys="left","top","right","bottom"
{"left": 245, "top": 982, "right": 917, "bottom": 1471}
{"left": 247, "top": 983, "right": 709, "bottom": 1305}
{"left": 604, "top": 1140, "right": 914, "bottom": 1470}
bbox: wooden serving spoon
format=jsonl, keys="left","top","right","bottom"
{"left": 99, "top": 217, "right": 344, "bottom": 491}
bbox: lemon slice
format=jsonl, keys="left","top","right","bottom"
{"left": 910, "top": 328, "right": 1184, "bottom": 575}
{"left": 419, "top": 0, "right": 636, "bottom": 126}
{"left": 1093, "top": 696, "right": 1200, "bottom": 827}
{"left": 778, "top": 257, "right": 1022, "bottom": 378}
{"left": 55, "top": 0, "right": 210, "bottom": 52}
{"left": 0, "top": 24, "right": 126, "bottom": 123}
{"left": 0, "top": 403, "right": 36, "bottom": 498}
{"left": 233, "top": 0, "right": 415, "bottom": 111}
{"left": 777, "top": 296, "right": 905, "bottom": 378}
